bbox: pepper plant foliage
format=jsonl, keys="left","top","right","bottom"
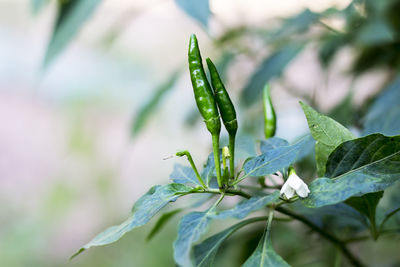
{"left": 72, "top": 36, "right": 400, "bottom": 266}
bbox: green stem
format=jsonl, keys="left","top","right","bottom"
{"left": 198, "top": 189, "right": 365, "bottom": 267}
{"left": 212, "top": 133, "right": 223, "bottom": 190}
{"left": 275, "top": 207, "right": 365, "bottom": 267}
{"left": 229, "top": 133, "right": 236, "bottom": 180}
{"left": 176, "top": 150, "right": 206, "bottom": 188}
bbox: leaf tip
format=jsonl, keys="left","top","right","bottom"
{"left": 70, "top": 248, "right": 85, "bottom": 260}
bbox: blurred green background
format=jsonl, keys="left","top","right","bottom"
{"left": 1, "top": 0, "right": 400, "bottom": 266}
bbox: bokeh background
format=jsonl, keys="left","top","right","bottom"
{"left": 1, "top": 0, "right": 400, "bottom": 266}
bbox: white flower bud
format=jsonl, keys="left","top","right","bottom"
{"left": 280, "top": 171, "right": 310, "bottom": 199}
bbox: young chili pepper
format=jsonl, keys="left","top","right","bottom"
{"left": 206, "top": 58, "right": 238, "bottom": 180}
{"left": 188, "top": 34, "right": 223, "bottom": 190}
{"left": 263, "top": 84, "right": 276, "bottom": 139}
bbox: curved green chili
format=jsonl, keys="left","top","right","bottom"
{"left": 263, "top": 84, "right": 276, "bottom": 139}
{"left": 206, "top": 58, "right": 238, "bottom": 180}
{"left": 188, "top": 34, "right": 223, "bottom": 189}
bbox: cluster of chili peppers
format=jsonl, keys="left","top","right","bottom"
{"left": 184, "top": 34, "right": 276, "bottom": 192}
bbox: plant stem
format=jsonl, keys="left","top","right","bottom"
{"left": 229, "top": 133, "right": 236, "bottom": 179}
{"left": 176, "top": 150, "right": 206, "bottom": 187}
{"left": 199, "top": 189, "right": 365, "bottom": 267}
{"left": 212, "top": 133, "right": 223, "bottom": 190}
{"left": 275, "top": 207, "right": 365, "bottom": 267}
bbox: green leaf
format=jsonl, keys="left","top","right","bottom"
{"left": 302, "top": 134, "right": 400, "bottom": 208}
{"left": 72, "top": 183, "right": 193, "bottom": 258}
{"left": 356, "top": 18, "right": 394, "bottom": 46}
{"left": 147, "top": 208, "right": 183, "bottom": 241}
{"left": 300, "top": 102, "right": 355, "bottom": 176}
{"left": 242, "top": 212, "right": 290, "bottom": 267}
{"left": 173, "top": 208, "right": 217, "bottom": 267}
{"left": 216, "top": 191, "right": 280, "bottom": 220}
{"left": 175, "top": 0, "right": 210, "bottom": 29}
{"left": 345, "top": 191, "right": 383, "bottom": 237}
{"left": 43, "top": 0, "right": 102, "bottom": 68}
{"left": 259, "top": 137, "right": 289, "bottom": 154}
{"left": 193, "top": 217, "right": 267, "bottom": 267}
{"left": 328, "top": 91, "right": 354, "bottom": 127}
{"left": 201, "top": 152, "right": 216, "bottom": 187}
{"left": 363, "top": 76, "right": 400, "bottom": 136}
{"left": 241, "top": 43, "right": 304, "bottom": 105}
{"left": 170, "top": 164, "right": 202, "bottom": 186}
{"left": 131, "top": 70, "right": 181, "bottom": 137}
{"left": 243, "top": 135, "right": 314, "bottom": 177}
{"left": 272, "top": 9, "right": 319, "bottom": 39}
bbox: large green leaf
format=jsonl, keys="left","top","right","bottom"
{"left": 131, "top": 70, "right": 181, "bottom": 137}
{"left": 363, "top": 76, "right": 400, "bottom": 136}
{"left": 259, "top": 137, "right": 289, "bottom": 154}
{"left": 272, "top": 9, "right": 319, "bottom": 39}
{"left": 216, "top": 191, "right": 280, "bottom": 220}
{"left": 173, "top": 208, "right": 217, "bottom": 267}
{"left": 242, "top": 135, "right": 314, "bottom": 178}
{"left": 242, "top": 212, "right": 290, "bottom": 267}
{"left": 241, "top": 43, "right": 304, "bottom": 105}
{"left": 303, "top": 134, "right": 400, "bottom": 208}
{"left": 175, "top": 0, "right": 210, "bottom": 29}
{"left": 300, "top": 102, "right": 355, "bottom": 176}
{"left": 170, "top": 164, "right": 202, "bottom": 186}
{"left": 43, "top": 0, "right": 102, "bottom": 68}
{"left": 193, "top": 217, "right": 267, "bottom": 267}
{"left": 72, "top": 183, "right": 193, "bottom": 258}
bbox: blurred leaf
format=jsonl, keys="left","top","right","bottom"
{"left": 243, "top": 135, "right": 314, "bottom": 177}
{"left": 353, "top": 43, "right": 400, "bottom": 74}
{"left": 303, "top": 134, "right": 400, "bottom": 208}
{"left": 201, "top": 152, "right": 216, "bottom": 187}
{"left": 243, "top": 212, "right": 290, "bottom": 267}
{"left": 235, "top": 135, "right": 257, "bottom": 162}
{"left": 173, "top": 208, "right": 217, "bottom": 267}
{"left": 132, "top": 70, "right": 181, "bottom": 137}
{"left": 300, "top": 102, "right": 355, "bottom": 176}
{"left": 147, "top": 208, "right": 183, "bottom": 241}
{"left": 215, "top": 191, "right": 280, "bottom": 220}
{"left": 363, "top": 75, "right": 400, "bottom": 136}
{"left": 318, "top": 33, "right": 348, "bottom": 67}
{"left": 170, "top": 164, "right": 202, "bottom": 186}
{"left": 193, "top": 217, "right": 266, "bottom": 267}
{"left": 328, "top": 91, "right": 354, "bottom": 126}
{"left": 31, "top": 0, "right": 48, "bottom": 14}
{"left": 43, "top": 0, "right": 102, "bottom": 68}
{"left": 259, "top": 137, "right": 289, "bottom": 154}
{"left": 356, "top": 18, "right": 394, "bottom": 46}
{"left": 242, "top": 43, "right": 304, "bottom": 105}
{"left": 72, "top": 183, "right": 193, "bottom": 258}
{"left": 175, "top": 0, "right": 210, "bottom": 29}
{"left": 272, "top": 9, "right": 319, "bottom": 39}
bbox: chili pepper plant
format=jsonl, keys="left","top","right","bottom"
{"left": 72, "top": 35, "right": 400, "bottom": 267}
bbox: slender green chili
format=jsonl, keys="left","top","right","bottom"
{"left": 206, "top": 58, "right": 238, "bottom": 180}
{"left": 188, "top": 34, "right": 223, "bottom": 189}
{"left": 263, "top": 83, "right": 276, "bottom": 139}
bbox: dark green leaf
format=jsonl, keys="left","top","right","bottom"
{"left": 173, "top": 208, "right": 217, "bottom": 267}
{"left": 300, "top": 101, "right": 355, "bottom": 176}
{"left": 328, "top": 91, "right": 354, "bottom": 127}
{"left": 131, "top": 70, "right": 181, "bottom": 137}
{"left": 216, "top": 191, "right": 280, "bottom": 220}
{"left": 243, "top": 135, "right": 314, "bottom": 177}
{"left": 272, "top": 9, "right": 319, "bottom": 39}
{"left": 241, "top": 43, "right": 304, "bottom": 105}
{"left": 175, "top": 0, "right": 210, "bottom": 29}
{"left": 170, "top": 164, "right": 202, "bottom": 186}
{"left": 43, "top": 0, "right": 102, "bottom": 68}
{"left": 363, "top": 76, "right": 400, "bottom": 136}
{"left": 259, "top": 137, "right": 289, "bottom": 154}
{"left": 193, "top": 217, "right": 266, "bottom": 267}
{"left": 72, "top": 183, "right": 193, "bottom": 258}
{"left": 303, "top": 134, "right": 400, "bottom": 208}
{"left": 242, "top": 212, "right": 290, "bottom": 267}
{"left": 147, "top": 208, "right": 183, "bottom": 241}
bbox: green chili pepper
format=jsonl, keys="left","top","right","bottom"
{"left": 188, "top": 34, "right": 223, "bottom": 190}
{"left": 263, "top": 84, "right": 276, "bottom": 139}
{"left": 206, "top": 58, "right": 237, "bottom": 180}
